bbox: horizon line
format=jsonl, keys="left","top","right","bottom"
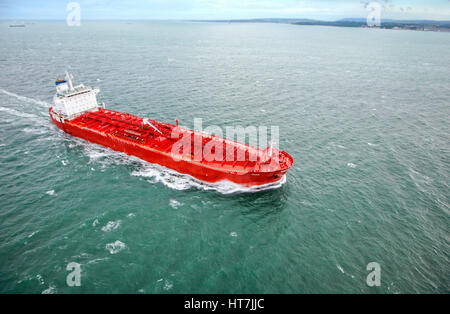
{"left": 2, "top": 17, "right": 450, "bottom": 22}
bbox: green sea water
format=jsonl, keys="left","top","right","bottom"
{"left": 0, "top": 21, "right": 449, "bottom": 294}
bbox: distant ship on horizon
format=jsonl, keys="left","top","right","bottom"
{"left": 9, "top": 23, "right": 25, "bottom": 27}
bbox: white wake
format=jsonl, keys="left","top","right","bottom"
{"left": 131, "top": 163, "right": 287, "bottom": 194}
{"left": 0, "top": 89, "right": 51, "bottom": 107}
{"left": 71, "top": 138, "right": 286, "bottom": 194}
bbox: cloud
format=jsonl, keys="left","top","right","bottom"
{"left": 1, "top": 0, "right": 449, "bottom": 20}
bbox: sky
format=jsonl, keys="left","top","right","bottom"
{"left": 1, "top": 0, "right": 449, "bottom": 21}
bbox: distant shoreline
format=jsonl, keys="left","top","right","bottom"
{"left": 189, "top": 18, "right": 450, "bottom": 32}
{"left": 3, "top": 18, "right": 450, "bottom": 32}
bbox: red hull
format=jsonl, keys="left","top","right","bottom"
{"left": 49, "top": 108, "right": 293, "bottom": 187}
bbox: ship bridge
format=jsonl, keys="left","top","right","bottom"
{"left": 52, "top": 72, "right": 101, "bottom": 119}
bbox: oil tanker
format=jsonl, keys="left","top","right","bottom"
{"left": 49, "top": 73, "right": 293, "bottom": 187}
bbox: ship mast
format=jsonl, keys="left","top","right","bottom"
{"left": 65, "top": 71, "right": 74, "bottom": 91}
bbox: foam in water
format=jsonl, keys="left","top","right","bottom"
{"left": 101, "top": 220, "right": 122, "bottom": 232}
{"left": 105, "top": 240, "right": 126, "bottom": 254}
{"left": 336, "top": 264, "right": 355, "bottom": 279}
{"left": 41, "top": 285, "right": 57, "bottom": 294}
{"left": 36, "top": 274, "right": 44, "bottom": 285}
{"left": 0, "top": 89, "right": 50, "bottom": 107}
{"left": 163, "top": 280, "right": 173, "bottom": 291}
{"left": 132, "top": 163, "right": 287, "bottom": 194}
{"left": 0, "top": 90, "right": 56, "bottom": 139}
{"left": 22, "top": 127, "right": 47, "bottom": 135}
{"left": 0, "top": 106, "right": 39, "bottom": 119}
{"left": 86, "top": 257, "right": 110, "bottom": 265}
{"left": 0, "top": 104, "right": 54, "bottom": 135}
{"left": 69, "top": 137, "right": 287, "bottom": 194}
{"left": 169, "top": 199, "right": 182, "bottom": 209}
{"left": 28, "top": 231, "right": 39, "bottom": 238}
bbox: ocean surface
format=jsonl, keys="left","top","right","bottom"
{"left": 0, "top": 21, "right": 448, "bottom": 294}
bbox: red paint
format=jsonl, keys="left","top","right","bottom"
{"left": 49, "top": 108, "right": 293, "bottom": 187}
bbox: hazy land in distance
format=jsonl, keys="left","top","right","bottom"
{"left": 190, "top": 18, "right": 450, "bottom": 32}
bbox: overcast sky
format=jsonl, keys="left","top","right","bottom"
{"left": 1, "top": 0, "right": 449, "bottom": 21}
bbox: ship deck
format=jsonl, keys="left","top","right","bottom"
{"left": 67, "top": 109, "right": 293, "bottom": 173}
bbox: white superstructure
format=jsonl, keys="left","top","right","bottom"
{"left": 52, "top": 72, "right": 101, "bottom": 120}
